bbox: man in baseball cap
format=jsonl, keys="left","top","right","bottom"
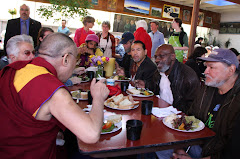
{"left": 171, "top": 48, "right": 240, "bottom": 159}
{"left": 199, "top": 48, "right": 239, "bottom": 68}
{"left": 117, "top": 32, "right": 135, "bottom": 77}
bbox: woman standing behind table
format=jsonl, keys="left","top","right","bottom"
{"left": 97, "top": 21, "right": 115, "bottom": 58}
{"left": 74, "top": 16, "right": 95, "bottom": 47}
{"left": 169, "top": 18, "right": 189, "bottom": 62}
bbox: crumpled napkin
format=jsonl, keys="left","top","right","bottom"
{"left": 152, "top": 106, "right": 181, "bottom": 118}
{"left": 107, "top": 85, "right": 121, "bottom": 96}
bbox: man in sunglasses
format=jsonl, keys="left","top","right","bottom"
{"left": 0, "top": 33, "right": 109, "bottom": 158}
{"left": 0, "top": 34, "right": 35, "bottom": 70}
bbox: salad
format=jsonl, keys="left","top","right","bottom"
{"left": 172, "top": 115, "right": 200, "bottom": 131}
{"left": 102, "top": 121, "right": 116, "bottom": 133}
{"left": 77, "top": 74, "right": 90, "bottom": 81}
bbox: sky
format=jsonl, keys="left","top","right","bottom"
{"left": 124, "top": 0, "right": 150, "bottom": 11}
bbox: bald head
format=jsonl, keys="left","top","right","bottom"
{"left": 20, "top": 4, "right": 30, "bottom": 20}
{"left": 38, "top": 33, "right": 78, "bottom": 83}
{"left": 38, "top": 33, "right": 77, "bottom": 58}
{"left": 155, "top": 44, "right": 175, "bottom": 56}
{"left": 154, "top": 44, "right": 176, "bottom": 73}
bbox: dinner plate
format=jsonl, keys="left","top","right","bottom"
{"left": 126, "top": 89, "right": 154, "bottom": 97}
{"left": 80, "top": 79, "right": 90, "bottom": 83}
{"left": 162, "top": 115, "right": 205, "bottom": 132}
{"left": 115, "top": 78, "right": 131, "bottom": 82}
{"left": 101, "top": 114, "right": 122, "bottom": 134}
{"left": 104, "top": 103, "right": 139, "bottom": 110}
{"left": 71, "top": 91, "right": 88, "bottom": 100}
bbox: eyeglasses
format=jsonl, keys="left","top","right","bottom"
{"left": 20, "top": 9, "right": 29, "bottom": 12}
{"left": 62, "top": 52, "right": 77, "bottom": 59}
{"left": 24, "top": 50, "right": 35, "bottom": 56}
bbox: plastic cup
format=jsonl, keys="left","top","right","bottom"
{"left": 88, "top": 91, "right": 92, "bottom": 105}
{"left": 141, "top": 100, "right": 153, "bottom": 115}
{"left": 121, "top": 81, "right": 129, "bottom": 92}
{"left": 87, "top": 71, "right": 95, "bottom": 81}
{"left": 106, "top": 79, "right": 115, "bottom": 86}
{"left": 126, "top": 120, "right": 143, "bottom": 141}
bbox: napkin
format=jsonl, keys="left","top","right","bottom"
{"left": 128, "top": 83, "right": 135, "bottom": 89}
{"left": 107, "top": 85, "right": 121, "bottom": 96}
{"left": 158, "top": 72, "right": 173, "bottom": 105}
{"left": 152, "top": 106, "right": 181, "bottom": 118}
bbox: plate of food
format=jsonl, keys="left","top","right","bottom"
{"left": 77, "top": 75, "right": 90, "bottom": 82}
{"left": 163, "top": 114, "right": 205, "bottom": 132}
{"left": 113, "top": 75, "right": 131, "bottom": 82}
{"left": 104, "top": 94, "right": 139, "bottom": 110}
{"left": 101, "top": 114, "right": 122, "bottom": 134}
{"left": 126, "top": 88, "right": 154, "bottom": 97}
{"left": 71, "top": 90, "right": 88, "bottom": 100}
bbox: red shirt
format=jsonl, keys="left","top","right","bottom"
{"left": 0, "top": 57, "right": 66, "bottom": 159}
{"left": 74, "top": 27, "right": 95, "bottom": 47}
{"left": 134, "top": 27, "right": 152, "bottom": 58}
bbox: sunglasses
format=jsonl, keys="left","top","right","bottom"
{"left": 24, "top": 50, "right": 35, "bottom": 56}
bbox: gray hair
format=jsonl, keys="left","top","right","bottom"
{"left": 136, "top": 20, "right": 148, "bottom": 31}
{"left": 6, "top": 34, "right": 33, "bottom": 57}
{"left": 38, "top": 33, "right": 77, "bottom": 57}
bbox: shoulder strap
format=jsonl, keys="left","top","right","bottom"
{"left": 179, "top": 31, "right": 186, "bottom": 47}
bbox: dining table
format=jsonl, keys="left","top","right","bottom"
{"left": 69, "top": 81, "right": 215, "bottom": 158}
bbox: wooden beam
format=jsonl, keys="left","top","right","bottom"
{"left": 188, "top": 0, "right": 200, "bottom": 58}
{"left": 227, "top": 0, "right": 240, "bottom": 5}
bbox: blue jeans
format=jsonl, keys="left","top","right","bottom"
{"left": 156, "top": 145, "right": 202, "bottom": 159}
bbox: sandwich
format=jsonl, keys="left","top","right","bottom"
{"left": 127, "top": 88, "right": 141, "bottom": 95}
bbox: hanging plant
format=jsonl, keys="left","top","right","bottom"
{"left": 8, "top": 8, "right": 17, "bottom": 18}
{"left": 37, "top": 0, "right": 92, "bottom": 22}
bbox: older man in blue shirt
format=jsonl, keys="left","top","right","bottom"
{"left": 148, "top": 20, "right": 165, "bottom": 57}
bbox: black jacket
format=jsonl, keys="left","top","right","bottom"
{"left": 147, "top": 60, "right": 200, "bottom": 113}
{"left": 132, "top": 56, "right": 157, "bottom": 86}
{"left": 188, "top": 74, "right": 240, "bottom": 159}
{"left": 4, "top": 18, "right": 41, "bottom": 54}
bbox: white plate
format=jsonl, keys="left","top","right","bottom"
{"left": 162, "top": 115, "right": 205, "bottom": 132}
{"left": 80, "top": 79, "right": 90, "bottom": 83}
{"left": 101, "top": 114, "right": 122, "bottom": 134}
{"left": 115, "top": 78, "right": 131, "bottom": 82}
{"left": 126, "top": 89, "right": 154, "bottom": 97}
{"left": 104, "top": 103, "right": 139, "bottom": 110}
{"left": 71, "top": 91, "right": 88, "bottom": 100}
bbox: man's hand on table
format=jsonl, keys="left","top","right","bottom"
{"left": 133, "top": 80, "right": 145, "bottom": 88}
{"left": 172, "top": 149, "right": 191, "bottom": 159}
{"left": 116, "top": 67, "right": 125, "bottom": 76}
{"left": 69, "top": 76, "right": 82, "bottom": 85}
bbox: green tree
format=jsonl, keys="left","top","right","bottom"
{"left": 37, "top": 0, "right": 92, "bottom": 22}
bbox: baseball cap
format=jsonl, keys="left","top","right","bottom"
{"left": 85, "top": 34, "right": 99, "bottom": 44}
{"left": 115, "top": 35, "right": 121, "bottom": 40}
{"left": 198, "top": 48, "right": 239, "bottom": 68}
{"left": 120, "top": 32, "right": 134, "bottom": 44}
